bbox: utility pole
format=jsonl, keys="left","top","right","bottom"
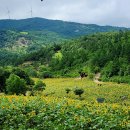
{"left": 30, "top": 6, "right": 33, "bottom": 18}
{"left": 6, "top": 7, "right": 11, "bottom": 19}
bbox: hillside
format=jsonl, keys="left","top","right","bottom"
{"left": 1, "top": 19, "right": 130, "bottom": 83}
{"left": 0, "top": 30, "right": 67, "bottom": 66}
{"left": 17, "top": 30, "right": 130, "bottom": 83}
{"left": 0, "top": 17, "right": 129, "bottom": 38}
{"left": 0, "top": 30, "right": 66, "bottom": 48}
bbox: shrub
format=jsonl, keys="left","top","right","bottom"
{"left": 0, "top": 67, "right": 10, "bottom": 92}
{"left": 109, "top": 76, "right": 130, "bottom": 84}
{"left": 24, "top": 67, "right": 37, "bottom": 77}
{"left": 12, "top": 67, "right": 34, "bottom": 85}
{"left": 6, "top": 74, "right": 27, "bottom": 95}
{"left": 101, "top": 75, "right": 109, "bottom": 82}
{"left": 38, "top": 71, "right": 53, "bottom": 78}
{"left": 88, "top": 73, "right": 94, "bottom": 80}
{"left": 65, "top": 88, "right": 71, "bottom": 94}
{"left": 74, "top": 88, "right": 84, "bottom": 97}
{"left": 34, "top": 80, "right": 46, "bottom": 91}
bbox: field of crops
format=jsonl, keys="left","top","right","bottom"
{"left": 40, "top": 78, "right": 130, "bottom": 104}
{"left": 0, "top": 78, "right": 130, "bottom": 129}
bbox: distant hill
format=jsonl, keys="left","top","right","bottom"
{"left": 0, "top": 30, "right": 66, "bottom": 48}
{"left": 0, "top": 17, "right": 129, "bottom": 38}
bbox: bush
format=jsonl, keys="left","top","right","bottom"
{"left": 24, "top": 67, "right": 37, "bottom": 77}
{"left": 6, "top": 74, "right": 27, "bottom": 95}
{"left": 34, "top": 80, "right": 46, "bottom": 91}
{"left": 38, "top": 71, "right": 53, "bottom": 78}
{"left": 0, "top": 67, "right": 10, "bottom": 92}
{"left": 65, "top": 88, "right": 71, "bottom": 94}
{"left": 100, "top": 75, "right": 109, "bottom": 82}
{"left": 12, "top": 68, "right": 34, "bottom": 85}
{"left": 88, "top": 73, "right": 94, "bottom": 80}
{"left": 109, "top": 76, "right": 130, "bottom": 84}
{"left": 74, "top": 88, "right": 84, "bottom": 97}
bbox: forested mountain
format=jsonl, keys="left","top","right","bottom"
{"left": 1, "top": 29, "right": 130, "bottom": 83}
{"left": 0, "top": 17, "right": 129, "bottom": 38}
{"left": 1, "top": 18, "right": 130, "bottom": 83}
{"left": 8, "top": 30, "right": 130, "bottom": 83}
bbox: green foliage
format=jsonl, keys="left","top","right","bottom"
{"left": 12, "top": 68, "right": 34, "bottom": 85}
{"left": 1, "top": 77, "right": 130, "bottom": 129}
{"left": 1, "top": 27, "right": 130, "bottom": 83}
{"left": 65, "top": 88, "right": 71, "bottom": 94}
{"left": 0, "top": 96, "right": 129, "bottom": 130}
{"left": 0, "top": 67, "right": 34, "bottom": 94}
{"left": 88, "top": 73, "right": 94, "bottom": 80}
{"left": 38, "top": 71, "right": 53, "bottom": 78}
{"left": 24, "top": 66, "right": 38, "bottom": 77}
{"left": 0, "top": 67, "right": 10, "bottom": 92}
{"left": 109, "top": 76, "right": 130, "bottom": 84}
{"left": 52, "top": 51, "right": 63, "bottom": 60}
{"left": 14, "top": 30, "right": 130, "bottom": 81}
{"left": 34, "top": 80, "right": 46, "bottom": 91}
{"left": 0, "top": 30, "right": 17, "bottom": 48}
{"left": 0, "top": 29, "right": 66, "bottom": 66}
{"left": 0, "top": 49, "right": 23, "bottom": 66}
{"left": 74, "top": 88, "right": 84, "bottom": 97}
{"left": 6, "top": 74, "right": 27, "bottom": 95}
{"left": 0, "top": 18, "right": 128, "bottom": 38}
{"left": 48, "top": 31, "right": 130, "bottom": 80}
{"left": 37, "top": 66, "right": 53, "bottom": 78}
{"left": 101, "top": 61, "right": 119, "bottom": 78}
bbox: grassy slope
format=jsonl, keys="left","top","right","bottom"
{"left": 33, "top": 78, "right": 130, "bottom": 105}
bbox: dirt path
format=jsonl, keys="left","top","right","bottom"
{"left": 94, "top": 73, "right": 102, "bottom": 84}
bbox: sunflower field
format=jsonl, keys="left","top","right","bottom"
{"left": 0, "top": 78, "right": 130, "bottom": 129}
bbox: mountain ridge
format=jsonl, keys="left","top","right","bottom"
{"left": 0, "top": 17, "right": 129, "bottom": 28}
{"left": 0, "top": 17, "right": 129, "bottom": 38}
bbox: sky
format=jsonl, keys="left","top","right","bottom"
{"left": 0, "top": 0, "right": 130, "bottom": 27}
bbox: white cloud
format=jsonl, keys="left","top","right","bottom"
{"left": 0, "top": 0, "right": 130, "bottom": 27}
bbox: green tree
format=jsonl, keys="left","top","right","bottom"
{"left": 0, "top": 67, "right": 10, "bottom": 92}
{"left": 74, "top": 88, "right": 84, "bottom": 97}
{"left": 12, "top": 68, "right": 34, "bottom": 85}
{"left": 6, "top": 74, "right": 27, "bottom": 95}
{"left": 34, "top": 80, "right": 46, "bottom": 91}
